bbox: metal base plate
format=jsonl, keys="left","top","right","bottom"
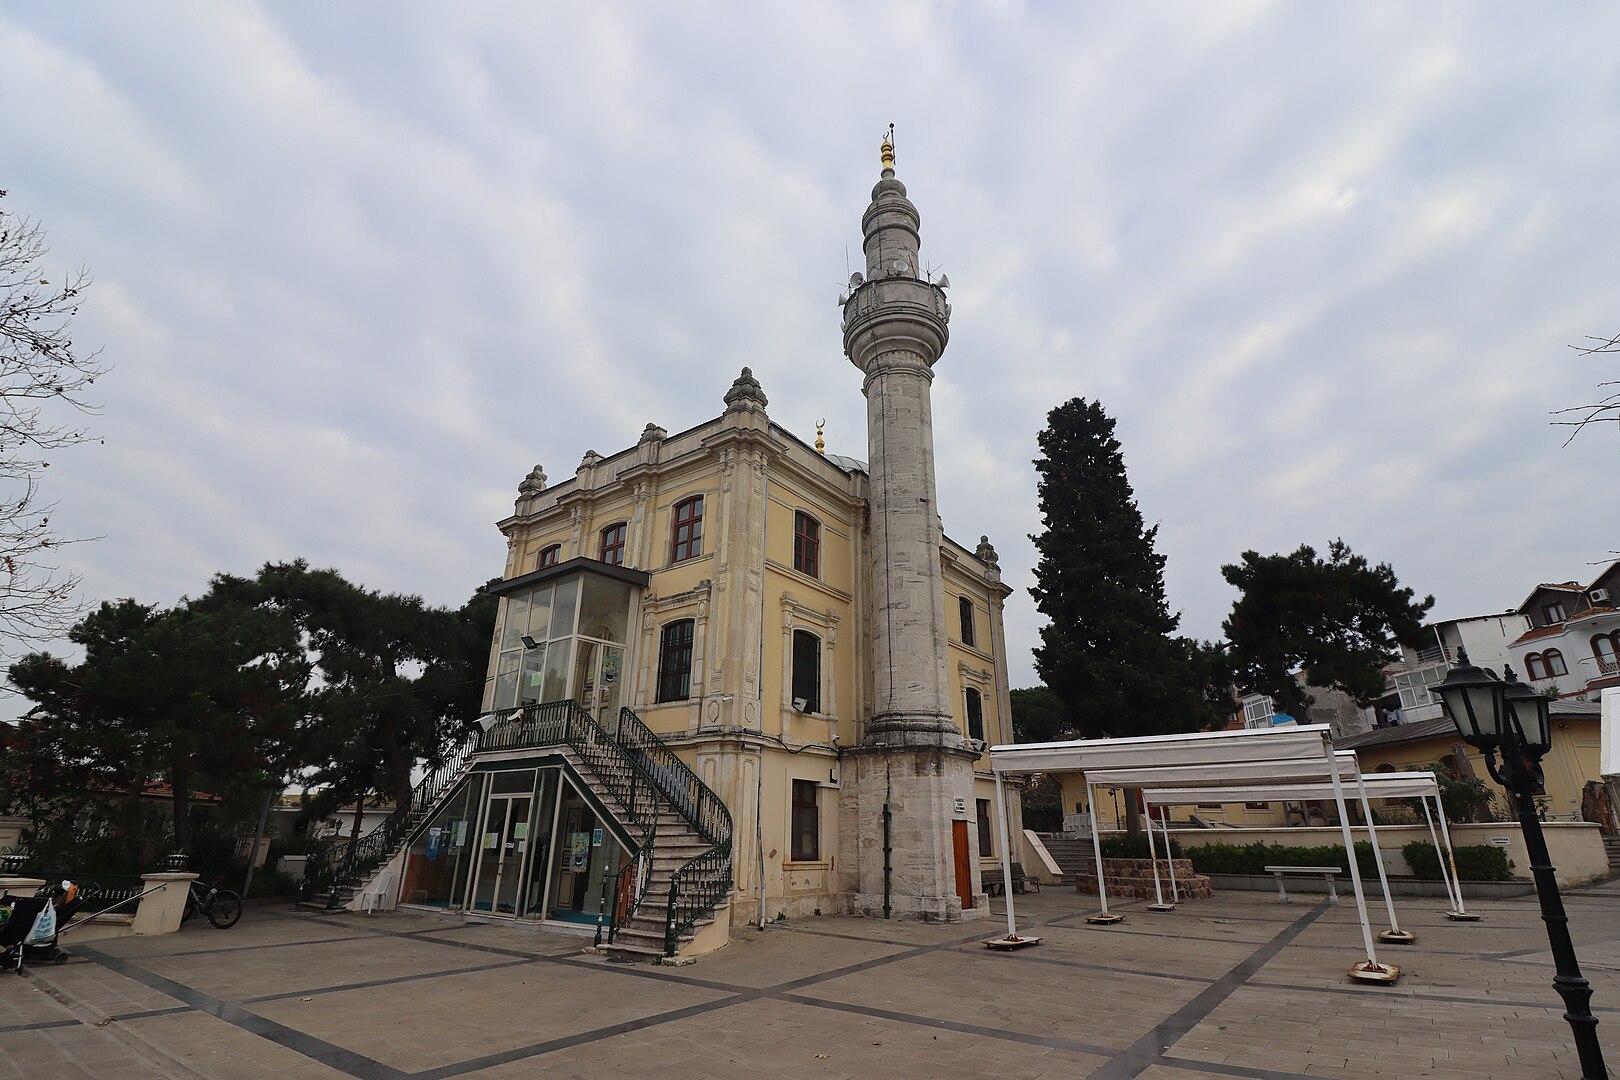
{"left": 1444, "top": 910, "right": 1482, "bottom": 922}
{"left": 1085, "top": 912, "right": 1126, "bottom": 925}
{"left": 983, "top": 935, "right": 1041, "bottom": 950}
{"left": 1146, "top": 903, "right": 1177, "bottom": 913}
{"left": 1378, "top": 929, "right": 1417, "bottom": 945}
{"left": 1349, "top": 960, "right": 1401, "bottom": 983}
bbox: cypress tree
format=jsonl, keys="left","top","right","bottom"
{"left": 1029, "top": 399, "right": 1219, "bottom": 740}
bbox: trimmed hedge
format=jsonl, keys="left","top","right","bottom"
{"left": 1099, "top": 832, "right": 1184, "bottom": 859}
{"left": 1184, "top": 841, "right": 1379, "bottom": 877}
{"left": 1401, "top": 841, "right": 1513, "bottom": 882}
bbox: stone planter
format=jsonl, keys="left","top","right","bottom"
{"left": 1074, "top": 857, "right": 1213, "bottom": 900}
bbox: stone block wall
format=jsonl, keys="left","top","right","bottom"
{"left": 1074, "top": 857, "right": 1212, "bottom": 901}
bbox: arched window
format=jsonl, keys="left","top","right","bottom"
{"left": 598, "top": 523, "right": 626, "bottom": 565}
{"left": 1438, "top": 755, "right": 1460, "bottom": 777}
{"left": 791, "top": 629, "right": 820, "bottom": 714}
{"left": 656, "top": 619, "right": 695, "bottom": 703}
{"left": 1375, "top": 763, "right": 1397, "bottom": 773}
{"left": 1525, "top": 652, "right": 1548, "bottom": 681}
{"left": 1592, "top": 633, "right": 1619, "bottom": 673}
{"left": 964, "top": 687, "right": 984, "bottom": 743}
{"left": 1543, "top": 649, "right": 1567, "bottom": 677}
{"left": 670, "top": 496, "right": 704, "bottom": 563}
{"left": 793, "top": 511, "right": 820, "bottom": 578}
{"left": 536, "top": 544, "right": 561, "bottom": 569}
{"left": 958, "top": 596, "right": 976, "bottom": 647}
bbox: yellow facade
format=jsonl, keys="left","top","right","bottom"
{"left": 486, "top": 387, "right": 1019, "bottom": 926}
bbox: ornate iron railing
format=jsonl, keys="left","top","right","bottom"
{"left": 308, "top": 726, "right": 486, "bottom": 906}
{"left": 613, "top": 708, "right": 735, "bottom": 955}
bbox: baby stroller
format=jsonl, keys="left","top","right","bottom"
{"left": 0, "top": 881, "right": 81, "bottom": 972}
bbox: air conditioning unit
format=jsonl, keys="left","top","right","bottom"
{"left": 1591, "top": 588, "right": 1611, "bottom": 605}
{"left": 966, "top": 738, "right": 987, "bottom": 752}
{"left": 792, "top": 697, "right": 810, "bottom": 712}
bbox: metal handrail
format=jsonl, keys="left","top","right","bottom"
{"left": 310, "top": 726, "right": 486, "bottom": 905}
{"left": 614, "top": 708, "right": 735, "bottom": 955}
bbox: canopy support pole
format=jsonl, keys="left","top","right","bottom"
{"left": 994, "top": 770, "right": 1018, "bottom": 939}
{"left": 1085, "top": 781, "right": 1122, "bottom": 924}
{"left": 1144, "top": 797, "right": 1172, "bottom": 911}
{"left": 1432, "top": 791, "right": 1477, "bottom": 920}
{"left": 1419, "top": 794, "right": 1459, "bottom": 912}
{"left": 1326, "top": 740, "right": 1394, "bottom": 982}
{"left": 1353, "top": 769, "right": 1413, "bottom": 944}
{"left": 1160, "top": 806, "right": 1181, "bottom": 902}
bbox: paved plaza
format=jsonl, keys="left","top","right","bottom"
{"left": 3, "top": 880, "right": 1618, "bottom": 1079}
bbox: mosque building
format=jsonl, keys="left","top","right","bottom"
{"left": 363, "top": 137, "right": 1020, "bottom": 955}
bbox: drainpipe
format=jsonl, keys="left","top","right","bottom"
{"left": 757, "top": 753, "right": 767, "bottom": 929}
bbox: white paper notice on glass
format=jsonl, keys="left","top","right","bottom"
{"left": 453, "top": 821, "right": 467, "bottom": 847}
{"left": 483, "top": 832, "right": 498, "bottom": 850}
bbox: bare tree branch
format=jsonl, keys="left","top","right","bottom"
{"left": 0, "top": 191, "right": 106, "bottom": 660}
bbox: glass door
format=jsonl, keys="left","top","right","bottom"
{"left": 470, "top": 795, "right": 532, "bottom": 915}
{"left": 572, "top": 640, "right": 625, "bottom": 731}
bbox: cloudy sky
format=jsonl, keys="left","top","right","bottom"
{"left": 5, "top": 2, "right": 1619, "bottom": 693}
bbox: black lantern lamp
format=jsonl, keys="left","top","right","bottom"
{"left": 1434, "top": 648, "right": 1605, "bottom": 1077}
{"left": 1431, "top": 648, "right": 1506, "bottom": 750}
{"left": 1501, "top": 669, "right": 1551, "bottom": 757}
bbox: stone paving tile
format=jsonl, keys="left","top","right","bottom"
{"left": 247, "top": 952, "right": 732, "bottom": 1071}
{"left": 462, "top": 996, "right": 1110, "bottom": 1080}
{"left": 15, "top": 882, "right": 1620, "bottom": 1079}
{"left": 794, "top": 944, "right": 1203, "bottom": 1052}
{"left": 117, "top": 1010, "right": 352, "bottom": 1079}
{"left": 0, "top": 979, "right": 79, "bottom": 1029}
{"left": 125, "top": 932, "right": 510, "bottom": 1002}
{"left": 26, "top": 957, "right": 194, "bottom": 1017}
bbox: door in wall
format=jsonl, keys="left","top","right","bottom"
{"left": 952, "top": 820, "right": 974, "bottom": 910}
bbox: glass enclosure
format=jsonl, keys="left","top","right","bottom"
{"left": 398, "top": 765, "right": 628, "bottom": 928}
{"left": 492, "top": 571, "right": 637, "bottom": 716}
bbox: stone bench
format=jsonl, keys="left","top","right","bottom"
{"left": 982, "top": 861, "right": 1039, "bottom": 897}
{"left": 1263, "top": 865, "right": 1342, "bottom": 904}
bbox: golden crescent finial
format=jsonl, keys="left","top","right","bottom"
{"left": 880, "top": 124, "right": 895, "bottom": 173}
{"left": 815, "top": 419, "right": 826, "bottom": 455}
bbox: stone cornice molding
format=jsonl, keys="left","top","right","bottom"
{"left": 765, "top": 559, "right": 853, "bottom": 604}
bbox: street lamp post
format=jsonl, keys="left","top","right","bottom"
{"left": 1432, "top": 650, "right": 1607, "bottom": 1079}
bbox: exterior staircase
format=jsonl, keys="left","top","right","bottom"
{"left": 1036, "top": 832, "right": 1096, "bottom": 886}
{"left": 303, "top": 701, "right": 733, "bottom": 957}
{"left": 1603, "top": 834, "right": 1620, "bottom": 877}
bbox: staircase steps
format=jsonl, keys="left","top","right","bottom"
{"left": 1602, "top": 834, "right": 1620, "bottom": 876}
{"left": 1036, "top": 832, "right": 1097, "bottom": 886}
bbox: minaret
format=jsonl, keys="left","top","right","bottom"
{"left": 837, "top": 133, "right": 982, "bottom": 922}
{"left": 842, "top": 131, "right": 959, "bottom": 748}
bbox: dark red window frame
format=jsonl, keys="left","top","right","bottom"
{"left": 793, "top": 511, "right": 820, "bottom": 578}
{"left": 1543, "top": 648, "right": 1567, "bottom": 677}
{"left": 599, "top": 523, "right": 626, "bottom": 565}
{"left": 670, "top": 496, "right": 704, "bottom": 564}
{"left": 537, "top": 544, "right": 561, "bottom": 569}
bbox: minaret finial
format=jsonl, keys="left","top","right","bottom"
{"left": 880, "top": 124, "right": 895, "bottom": 175}
{"left": 815, "top": 419, "right": 826, "bottom": 455}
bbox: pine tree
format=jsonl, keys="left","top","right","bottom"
{"left": 1221, "top": 539, "right": 1434, "bottom": 722}
{"left": 1029, "top": 399, "right": 1221, "bottom": 739}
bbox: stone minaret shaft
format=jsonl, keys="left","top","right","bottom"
{"left": 842, "top": 138, "right": 959, "bottom": 748}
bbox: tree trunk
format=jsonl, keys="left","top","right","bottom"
{"left": 170, "top": 763, "right": 193, "bottom": 857}
{"left": 351, "top": 798, "right": 365, "bottom": 841}
{"left": 1124, "top": 789, "right": 1143, "bottom": 834}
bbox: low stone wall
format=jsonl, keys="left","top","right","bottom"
{"left": 1074, "top": 858, "right": 1212, "bottom": 900}
{"left": 1166, "top": 821, "right": 1610, "bottom": 888}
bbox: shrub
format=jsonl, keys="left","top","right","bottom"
{"left": 1184, "top": 841, "right": 1378, "bottom": 877}
{"left": 1099, "top": 832, "right": 1183, "bottom": 859}
{"left": 1401, "top": 841, "right": 1513, "bottom": 882}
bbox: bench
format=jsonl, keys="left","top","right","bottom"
{"left": 1262, "top": 865, "right": 1341, "bottom": 905}
{"left": 982, "top": 861, "right": 1040, "bottom": 897}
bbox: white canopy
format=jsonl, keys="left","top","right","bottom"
{"left": 1142, "top": 770, "right": 1441, "bottom": 805}
{"left": 988, "top": 724, "right": 1334, "bottom": 777}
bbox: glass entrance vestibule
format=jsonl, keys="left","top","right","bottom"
{"left": 399, "top": 765, "right": 630, "bottom": 927}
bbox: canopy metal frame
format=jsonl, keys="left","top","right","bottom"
{"left": 987, "top": 725, "right": 1403, "bottom": 981}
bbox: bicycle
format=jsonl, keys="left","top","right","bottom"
{"left": 181, "top": 879, "right": 243, "bottom": 929}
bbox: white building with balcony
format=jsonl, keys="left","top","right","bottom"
{"left": 1509, "top": 561, "right": 1620, "bottom": 701}
{"left": 1378, "top": 611, "right": 1530, "bottom": 725}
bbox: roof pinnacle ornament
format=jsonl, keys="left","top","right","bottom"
{"left": 880, "top": 123, "right": 895, "bottom": 176}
